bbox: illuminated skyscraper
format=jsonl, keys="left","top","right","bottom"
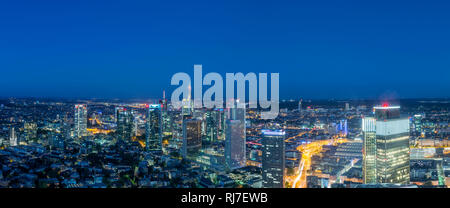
{"left": 336, "top": 119, "right": 348, "bottom": 136}
{"left": 262, "top": 129, "right": 285, "bottom": 188}
{"left": 374, "top": 105, "right": 410, "bottom": 184}
{"left": 146, "top": 104, "right": 162, "bottom": 151}
{"left": 74, "top": 104, "right": 88, "bottom": 138}
{"left": 116, "top": 107, "right": 134, "bottom": 141}
{"left": 363, "top": 105, "right": 410, "bottom": 184}
{"left": 225, "top": 119, "right": 246, "bottom": 170}
{"left": 9, "top": 127, "right": 17, "bottom": 146}
{"left": 182, "top": 119, "right": 202, "bottom": 158}
{"left": 362, "top": 117, "right": 376, "bottom": 184}
{"left": 205, "top": 110, "right": 219, "bottom": 144}
{"left": 298, "top": 99, "right": 302, "bottom": 112}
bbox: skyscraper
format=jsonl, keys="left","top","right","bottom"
{"left": 182, "top": 119, "right": 202, "bottom": 159}
{"left": 362, "top": 104, "right": 410, "bottom": 184}
{"left": 74, "top": 104, "right": 88, "bottom": 138}
{"left": 262, "top": 129, "right": 285, "bottom": 188}
{"left": 9, "top": 127, "right": 17, "bottom": 146}
{"left": 362, "top": 117, "right": 376, "bottom": 184}
{"left": 116, "top": 107, "right": 134, "bottom": 141}
{"left": 298, "top": 99, "right": 302, "bottom": 113}
{"left": 146, "top": 104, "right": 162, "bottom": 151}
{"left": 225, "top": 119, "right": 246, "bottom": 170}
{"left": 205, "top": 110, "right": 219, "bottom": 144}
{"left": 374, "top": 105, "right": 410, "bottom": 184}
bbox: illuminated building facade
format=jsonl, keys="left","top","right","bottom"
{"left": 74, "top": 104, "right": 88, "bottom": 138}
{"left": 363, "top": 105, "right": 411, "bottom": 184}
{"left": 182, "top": 119, "right": 202, "bottom": 158}
{"left": 225, "top": 119, "right": 246, "bottom": 170}
{"left": 262, "top": 129, "right": 285, "bottom": 188}
{"left": 146, "top": 104, "right": 162, "bottom": 151}
{"left": 374, "top": 105, "right": 410, "bottom": 184}
{"left": 116, "top": 107, "right": 134, "bottom": 141}
{"left": 9, "top": 127, "right": 17, "bottom": 146}
{"left": 205, "top": 110, "right": 219, "bottom": 144}
{"left": 362, "top": 117, "right": 377, "bottom": 184}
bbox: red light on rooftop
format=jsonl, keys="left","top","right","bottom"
{"left": 382, "top": 103, "right": 389, "bottom": 107}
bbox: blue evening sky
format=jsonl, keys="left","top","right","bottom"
{"left": 0, "top": 0, "right": 449, "bottom": 99}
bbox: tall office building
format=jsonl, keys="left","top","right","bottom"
{"left": 116, "top": 107, "right": 134, "bottom": 141}
{"left": 262, "top": 129, "right": 285, "bottom": 188}
{"left": 412, "top": 114, "right": 423, "bottom": 135}
{"left": 374, "top": 105, "right": 410, "bottom": 184}
{"left": 227, "top": 99, "right": 246, "bottom": 141}
{"left": 182, "top": 119, "right": 202, "bottom": 158}
{"left": 362, "top": 105, "right": 410, "bottom": 184}
{"left": 205, "top": 110, "right": 219, "bottom": 144}
{"left": 9, "top": 127, "right": 17, "bottom": 146}
{"left": 298, "top": 99, "right": 302, "bottom": 112}
{"left": 146, "top": 104, "right": 162, "bottom": 151}
{"left": 362, "top": 117, "right": 376, "bottom": 184}
{"left": 74, "top": 104, "right": 88, "bottom": 138}
{"left": 225, "top": 120, "right": 246, "bottom": 170}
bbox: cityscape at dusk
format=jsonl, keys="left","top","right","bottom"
{"left": 0, "top": 0, "right": 449, "bottom": 195}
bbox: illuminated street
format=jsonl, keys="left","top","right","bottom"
{"left": 288, "top": 137, "right": 348, "bottom": 188}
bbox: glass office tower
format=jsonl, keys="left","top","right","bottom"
{"left": 362, "top": 117, "right": 377, "bottom": 184}
{"left": 262, "top": 129, "right": 285, "bottom": 188}
{"left": 374, "top": 105, "right": 410, "bottom": 184}
{"left": 225, "top": 119, "right": 246, "bottom": 170}
{"left": 146, "top": 104, "right": 162, "bottom": 151}
{"left": 182, "top": 119, "right": 202, "bottom": 159}
{"left": 74, "top": 104, "right": 88, "bottom": 138}
{"left": 116, "top": 107, "right": 134, "bottom": 141}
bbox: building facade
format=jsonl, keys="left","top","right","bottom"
{"left": 74, "top": 104, "right": 88, "bottom": 138}
{"left": 262, "top": 129, "right": 285, "bottom": 188}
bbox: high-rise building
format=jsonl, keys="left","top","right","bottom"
{"left": 9, "top": 127, "right": 17, "bottom": 146}
{"left": 227, "top": 99, "right": 246, "bottom": 141}
{"left": 205, "top": 110, "right": 219, "bottom": 144}
{"left": 116, "top": 107, "right": 134, "bottom": 141}
{"left": 362, "top": 104, "right": 410, "bottom": 184}
{"left": 413, "top": 114, "right": 423, "bottom": 135}
{"left": 374, "top": 105, "right": 410, "bottom": 184}
{"left": 146, "top": 104, "right": 162, "bottom": 151}
{"left": 262, "top": 129, "right": 285, "bottom": 188}
{"left": 298, "top": 99, "right": 302, "bottom": 113}
{"left": 74, "top": 104, "right": 88, "bottom": 138}
{"left": 182, "top": 119, "right": 202, "bottom": 159}
{"left": 225, "top": 119, "right": 246, "bottom": 170}
{"left": 362, "top": 117, "right": 376, "bottom": 184}
{"left": 336, "top": 119, "right": 348, "bottom": 136}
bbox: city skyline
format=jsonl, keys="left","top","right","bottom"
{"left": 1, "top": 1, "right": 450, "bottom": 99}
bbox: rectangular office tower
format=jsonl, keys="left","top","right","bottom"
{"left": 74, "top": 104, "right": 88, "bottom": 138}
{"left": 116, "top": 107, "right": 134, "bottom": 141}
{"left": 262, "top": 129, "right": 285, "bottom": 188}
{"left": 362, "top": 117, "right": 376, "bottom": 184}
{"left": 182, "top": 119, "right": 202, "bottom": 159}
{"left": 362, "top": 105, "right": 410, "bottom": 184}
{"left": 374, "top": 105, "right": 410, "bottom": 184}
{"left": 146, "top": 104, "right": 162, "bottom": 151}
{"left": 225, "top": 120, "right": 246, "bottom": 170}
